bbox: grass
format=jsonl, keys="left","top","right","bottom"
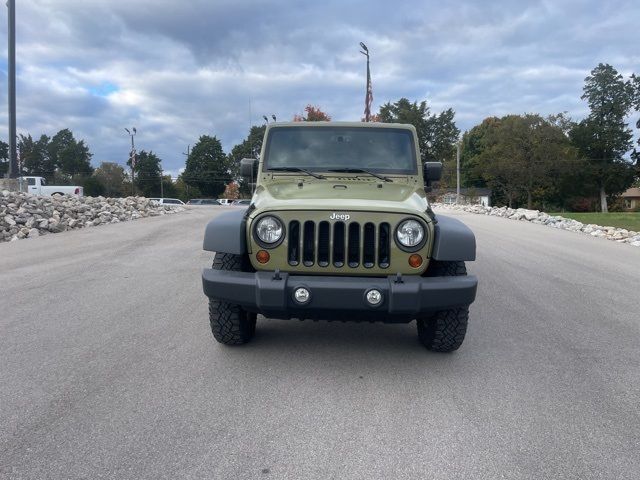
{"left": 548, "top": 212, "right": 640, "bottom": 232}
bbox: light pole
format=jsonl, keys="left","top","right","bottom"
{"left": 359, "top": 42, "right": 372, "bottom": 122}
{"left": 125, "top": 127, "right": 137, "bottom": 196}
{"left": 7, "top": 0, "right": 18, "bottom": 178}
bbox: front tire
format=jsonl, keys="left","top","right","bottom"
{"left": 208, "top": 253, "right": 257, "bottom": 345}
{"left": 417, "top": 260, "right": 469, "bottom": 352}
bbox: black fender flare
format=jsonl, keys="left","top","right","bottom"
{"left": 431, "top": 214, "right": 476, "bottom": 261}
{"left": 203, "top": 209, "right": 248, "bottom": 254}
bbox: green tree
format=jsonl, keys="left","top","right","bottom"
{"left": 94, "top": 162, "right": 126, "bottom": 197}
{"left": 174, "top": 175, "right": 201, "bottom": 202}
{"left": 183, "top": 135, "right": 230, "bottom": 197}
{"left": 630, "top": 73, "right": 640, "bottom": 169}
{"left": 572, "top": 63, "right": 635, "bottom": 212}
{"left": 161, "top": 175, "right": 178, "bottom": 198}
{"left": 128, "top": 150, "right": 163, "bottom": 197}
{"left": 19, "top": 134, "right": 56, "bottom": 181}
{"left": 0, "top": 140, "right": 8, "bottom": 176}
{"left": 81, "top": 176, "right": 106, "bottom": 197}
{"left": 377, "top": 98, "right": 460, "bottom": 163}
{"left": 228, "top": 125, "right": 266, "bottom": 195}
{"left": 49, "top": 129, "right": 93, "bottom": 177}
{"left": 293, "top": 105, "right": 331, "bottom": 121}
{"left": 464, "top": 115, "right": 578, "bottom": 209}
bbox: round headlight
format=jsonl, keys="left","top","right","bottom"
{"left": 255, "top": 216, "right": 283, "bottom": 244}
{"left": 396, "top": 219, "right": 424, "bottom": 248}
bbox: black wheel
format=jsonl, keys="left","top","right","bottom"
{"left": 208, "top": 253, "right": 257, "bottom": 345}
{"left": 417, "top": 260, "right": 469, "bottom": 352}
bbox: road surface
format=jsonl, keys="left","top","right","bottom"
{"left": 1, "top": 206, "right": 639, "bottom": 479}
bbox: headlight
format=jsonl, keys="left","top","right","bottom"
{"left": 255, "top": 216, "right": 283, "bottom": 245}
{"left": 396, "top": 219, "right": 425, "bottom": 248}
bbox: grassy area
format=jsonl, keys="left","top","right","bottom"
{"left": 549, "top": 212, "right": 640, "bottom": 232}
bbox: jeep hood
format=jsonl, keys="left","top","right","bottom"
{"left": 251, "top": 179, "right": 429, "bottom": 214}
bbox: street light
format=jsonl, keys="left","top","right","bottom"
{"left": 125, "top": 127, "right": 137, "bottom": 196}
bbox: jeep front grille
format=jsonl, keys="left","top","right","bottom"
{"left": 288, "top": 220, "right": 391, "bottom": 269}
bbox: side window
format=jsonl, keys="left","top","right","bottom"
{"left": 27, "top": 178, "right": 36, "bottom": 186}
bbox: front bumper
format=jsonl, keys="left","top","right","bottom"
{"left": 202, "top": 269, "right": 477, "bottom": 322}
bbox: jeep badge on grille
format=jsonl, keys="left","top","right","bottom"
{"left": 329, "top": 213, "right": 350, "bottom": 221}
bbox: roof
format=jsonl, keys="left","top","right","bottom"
{"left": 266, "top": 121, "right": 416, "bottom": 130}
{"left": 621, "top": 187, "right": 640, "bottom": 198}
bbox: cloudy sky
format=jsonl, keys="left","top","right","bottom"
{"left": 1, "top": 0, "right": 638, "bottom": 175}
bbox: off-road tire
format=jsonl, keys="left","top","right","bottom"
{"left": 417, "top": 260, "right": 469, "bottom": 352}
{"left": 208, "top": 253, "right": 257, "bottom": 345}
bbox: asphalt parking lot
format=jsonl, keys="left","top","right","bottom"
{"left": 1, "top": 206, "right": 639, "bottom": 479}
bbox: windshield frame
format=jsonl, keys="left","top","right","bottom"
{"left": 262, "top": 126, "right": 419, "bottom": 176}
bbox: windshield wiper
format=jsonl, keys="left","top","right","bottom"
{"left": 327, "top": 168, "right": 393, "bottom": 182}
{"left": 267, "top": 167, "right": 325, "bottom": 179}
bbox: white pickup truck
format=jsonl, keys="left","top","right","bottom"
{"left": 19, "top": 176, "right": 84, "bottom": 197}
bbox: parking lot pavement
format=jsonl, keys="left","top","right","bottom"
{"left": 1, "top": 206, "right": 640, "bottom": 479}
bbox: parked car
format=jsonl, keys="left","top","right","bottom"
{"left": 187, "top": 199, "right": 221, "bottom": 205}
{"left": 149, "top": 198, "right": 185, "bottom": 206}
{"left": 19, "top": 176, "right": 83, "bottom": 197}
{"left": 231, "top": 199, "right": 251, "bottom": 206}
{"left": 217, "top": 198, "right": 233, "bottom": 206}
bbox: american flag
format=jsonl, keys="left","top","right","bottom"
{"left": 364, "top": 64, "right": 373, "bottom": 122}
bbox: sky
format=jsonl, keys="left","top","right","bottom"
{"left": 0, "top": 0, "right": 639, "bottom": 176}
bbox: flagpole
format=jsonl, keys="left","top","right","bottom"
{"left": 360, "top": 42, "right": 372, "bottom": 122}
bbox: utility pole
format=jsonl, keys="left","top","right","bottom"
{"left": 125, "top": 127, "right": 137, "bottom": 196}
{"left": 7, "top": 0, "right": 18, "bottom": 178}
{"left": 160, "top": 169, "right": 164, "bottom": 198}
{"left": 456, "top": 141, "right": 461, "bottom": 204}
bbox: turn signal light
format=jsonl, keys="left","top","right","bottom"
{"left": 408, "top": 254, "right": 423, "bottom": 268}
{"left": 256, "top": 250, "right": 270, "bottom": 264}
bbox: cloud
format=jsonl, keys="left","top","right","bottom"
{"left": 0, "top": 0, "right": 638, "bottom": 172}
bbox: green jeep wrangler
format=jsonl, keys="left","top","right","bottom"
{"left": 201, "top": 122, "right": 478, "bottom": 352}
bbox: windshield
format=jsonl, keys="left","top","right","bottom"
{"left": 263, "top": 126, "right": 417, "bottom": 175}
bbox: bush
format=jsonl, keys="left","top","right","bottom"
{"left": 81, "top": 176, "right": 106, "bottom": 197}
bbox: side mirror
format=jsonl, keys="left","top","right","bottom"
{"left": 423, "top": 161, "right": 442, "bottom": 192}
{"left": 423, "top": 161, "right": 442, "bottom": 183}
{"left": 240, "top": 158, "right": 258, "bottom": 180}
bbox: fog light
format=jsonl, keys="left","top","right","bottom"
{"left": 256, "top": 250, "right": 270, "bottom": 264}
{"left": 293, "top": 287, "right": 311, "bottom": 304}
{"left": 366, "top": 289, "right": 383, "bottom": 306}
{"left": 408, "top": 254, "right": 423, "bottom": 268}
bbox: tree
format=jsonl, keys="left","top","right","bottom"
{"left": 229, "top": 125, "right": 266, "bottom": 162}
{"left": 222, "top": 181, "right": 240, "bottom": 199}
{"left": 81, "top": 176, "right": 106, "bottom": 197}
{"left": 174, "top": 175, "right": 200, "bottom": 202}
{"left": 464, "top": 115, "right": 578, "bottom": 209}
{"left": 19, "top": 134, "right": 56, "bottom": 181}
{"left": 377, "top": 98, "right": 460, "bottom": 163}
{"left": 49, "top": 129, "right": 93, "bottom": 177}
{"left": 630, "top": 73, "right": 640, "bottom": 170}
{"left": 94, "top": 162, "right": 126, "bottom": 197}
{"left": 183, "top": 135, "right": 230, "bottom": 197}
{"left": 228, "top": 125, "right": 266, "bottom": 196}
{"left": 573, "top": 63, "right": 635, "bottom": 212}
{"left": 293, "top": 105, "right": 331, "bottom": 122}
{"left": 128, "top": 150, "right": 162, "bottom": 197}
{"left": 0, "top": 140, "right": 8, "bottom": 176}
